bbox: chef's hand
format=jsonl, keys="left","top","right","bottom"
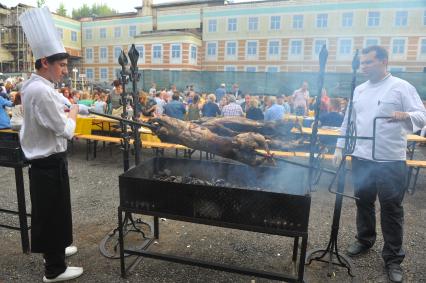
{"left": 390, "top": 111, "right": 410, "bottom": 121}
{"left": 332, "top": 147, "right": 343, "bottom": 167}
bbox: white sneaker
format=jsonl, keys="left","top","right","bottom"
{"left": 42, "top": 266, "right": 83, "bottom": 282}
{"left": 65, "top": 246, "right": 78, "bottom": 257}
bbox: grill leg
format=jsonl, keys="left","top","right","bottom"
{"left": 298, "top": 236, "right": 308, "bottom": 282}
{"left": 153, "top": 216, "right": 159, "bottom": 239}
{"left": 292, "top": 237, "right": 299, "bottom": 262}
{"left": 15, "top": 167, "right": 30, "bottom": 254}
{"left": 93, "top": 141, "right": 98, "bottom": 159}
{"left": 118, "top": 207, "right": 126, "bottom": 278}
{"left": 86, "top": 140, "right": 90, "bottom": 161}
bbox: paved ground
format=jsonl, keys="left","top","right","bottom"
{"left": 0, "top": 141, "right": 425, "bottom": 283}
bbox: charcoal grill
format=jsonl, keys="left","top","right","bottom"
{"left": 118, "top": 157, "right": 311, "bottom": 282}
{"left": 0, "top": 130, "right": 30, "bottom": 253}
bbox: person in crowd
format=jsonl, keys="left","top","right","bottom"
{"left": 136, "top": 91, "right": 157, "bottom": 117}
{"left": 232, "top": 83, "right": 242, "bottom": 99}
{"left": 0, "top": 83, "right": 9, "bottom": 99}
{"left": 219, "top": 96, "right": 228, "bottom": 111}
{"left": 277, "top": 95, "right": 291, "bottom": 115}
{"left": 92, "top": 93, "right": 107, "bottom": 114}
{"left": 187, "top": 94, "right": 201, "bottom": 121}
{"left": 319, "top": 99, "right": 344, "bottom": 127}
{"left": 333, "top": 45, "right": 426, "bottom": 283}
{"left": 10, "top": 92, "right": 24, "bottom": 131}
{"left": 215, "top": 83, "right": 226, "bottom": 103}
{"left": 292, "top": 81, "right": 310, "bottom": 116}
{"left": 15, "top": 77, "right": 24, "bottom": 91}
{"left": 0, "top": 92, "right": 13, "bottom": 129}
{"left": 19, "top": 7, "right": 83, "bottom": 282}
{"left": 241, "top": 94, "right": 251, "bottom": 113}
{"left": 201, "top": 94, "right": 221, "bottom": 117}
{"left": 320, "top": 88, "right": 331, "bottom": 113}
{"left": 264, "top": 96, "right": 285, "bottom": 121}
{"left": 70, "top": 90, "right": 80, "bottom": 104}
{"left": 246, "top": 98, "right": 264, "bottom": 121}
{"left": 166, "top": 85, "right": 177, "bottom": 102}
{"left": 154, "top": 91, "right": 166, "bottom": 116}
{"left": 164, "top": 93, "right": 186, "bottom": 120}
{"left": 149, "top": 83, "right": 157, "bottom": 97}
{"left": 60, "top": 87, "right": 70, "bottom": 100}
{"left": 110, "top": 80, "right": 123, "bottom": 110}
{"left": 77, "top": 91, "right": 93, "bottom": 107}
{"left": 222, "top": 95, "right": 244, "bottom": 117}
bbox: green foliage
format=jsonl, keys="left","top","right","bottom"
{"left": 36, "top": 0, "right": 46, "bottom": 8}
{"left": 72, "top": 3, "right": 118, "bottom": 19}
{"left": 56, "top": 3, "right": 67, "bottom": 17}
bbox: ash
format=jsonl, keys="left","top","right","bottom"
{"left": 153, "top": 169, "right": 263, "bottom": 190}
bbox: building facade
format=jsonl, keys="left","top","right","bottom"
{"left": 1, "top": 0, "right": 425, "bottom": 82}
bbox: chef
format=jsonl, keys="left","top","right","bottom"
{"left": 19, "top": 7, "right": 83, "bottom": 282}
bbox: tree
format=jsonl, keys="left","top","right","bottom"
{"left": 72, "top": 3, "right": 118, "bottom": 19}
{"left": 56, "top": 3, "right": 67, "bottom": 17}
{"left": 36, "top": 0, "right": 46, "bottom": 8}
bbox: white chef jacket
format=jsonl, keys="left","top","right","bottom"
{"left": 20, "top": 74, "right": 76, "bottom": 160}
{"left": 337, "top": 74, "right": 426, "bottom": 161}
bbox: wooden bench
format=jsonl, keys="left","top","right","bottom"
{"left": 74, "top": 134, "right": 125, "bottom": 160}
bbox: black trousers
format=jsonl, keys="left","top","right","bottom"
{"left": 29, "top": 152, "right": 73, "bottom": 253}
{"left": 44, "top": 250, "right": 67, "bottom": 279}
{"left": 351, "top": 157, "right": 406, "bottom": 266}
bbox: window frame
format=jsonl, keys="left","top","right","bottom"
{"left": 270, "top": 15, "right": 281, "bottom": 30}
{"left": 245, "top": 40, "right": 258, "bottom": 60}
{"left": 99, "top": 46, "right": 108, "bottom": 63}
{"left": 170, "top": 43, "right": 182, "bottom": 64}
{"left": 288, "top": 39, "right": 304, "bottom": 60}
{"left": 316, "top": 13, "right": 328, "bottom": 28}
{"left": 152, "top": 44, "right": 163, "bottom": 64}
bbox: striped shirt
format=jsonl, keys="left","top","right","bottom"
{"left": 222, "top": 102, "right": 244, "bottom": 117}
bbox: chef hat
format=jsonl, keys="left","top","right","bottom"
{"left": 19, "top": 7, "right": 66, "bottom": 60}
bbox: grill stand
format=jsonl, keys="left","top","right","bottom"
{"left": 305, "top": 49, "right": 360, "bottom": 277}
{"left": 118, "top": 207, "right": 307, "bottom": 282}
{"left": 0, "top": 165, "right": 30, "bottom": 254}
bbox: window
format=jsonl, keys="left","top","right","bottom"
{"left": 368, "top": 11, "right": 380, "bottom": 27}
{"left": 71, "top": 31, "right": 77, "bottom": 42}
{"left": 85, "top": 48, "right": 93, "bottom": 62}
{"left": 152, "top": 45, "right": 162, "bottom": 62}
{"left": 392, "top": 38, "right": 406, "bottom": 55}
{"left": 293, "top": 15, "right": 303, "bottom": 29}
{"left": 266, "top": 66, "right": 279, "bottom": 73}
{"left": 190, "top": 45, "right": 197, "bottom": 61}
{"left": 424, "top": 11, "right": 426, "bottom": 25}
{"left": 228, "top": 18, "right": 237, "bottom": 32}
{"left": 100, "top": 28, "right": 106, "bottom": 38}
{"left": 208, "top": 19, "right": 217, "bottom": 32}
{"left": 100, "top": 68, "right": 108, "bottom": 81}
{"left": 135, "top": 45, "right": 144, "bottom": 63}
{"left": 395, "top": 11, "right": 408, "bottom": 27}
{"left": 114, "top": 47, "right": 121, "bottom": 59}
{"left": 268, "top": 40, "right": 280, "bottom": 57}
{"left": 316, "top": 14, "right": 328, "bottom": 28}
{"left": 226, "top": 41, "right": 237, "bottom": 57}
{"left": 114, "top": 27, "right": 121, "bottom": 38}
{"left": 338, "top": 39, "right": 352, "bottom": 56}
{"left": 85, "top": 29, "right": 92, "bottom": 40}
{"left": 270, "top": 16, "right": 281, "bottom": 30}
{"left": 129, "top": 25, "right": 136, "bottom": 37}
{"left": 290, "top": 40, "right": 303, "bottom": 56}
{"left": 313, "top": 39, "right": 327, "bottom": 56}
{"left": 99, "top": 47, "right": 108, "bottom": 62}
{"left": 207, "top": 42, "right": 217, "bottom": 57}
{"left": 86, "top": 68, "right": 94, "bottom": 80}
{"left": 364, "top": 38, "right": 379, "bottom": 47}
{"left": 57, "top": 28, "right": 63, "bottom": 39}
{"left": 225, "top": 66, "right": 236, "bottom": 72}
{"left": 246, "top": 66, "right": 257, "bottom": 72}
{"left": 171, "top": 44, "right": 181, "bottom": 63}
{"left": 421, "top": 39, "right": 426, "bottom": 55}
{"left": 248, "top": 17, "right": 258, "bottom": 31}
{"left": 246, "top": 41, "right": 258, "bottom": 57}
{"left": 342, "top": 12, "right": 353, "bottom": 27}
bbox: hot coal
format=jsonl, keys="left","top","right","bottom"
{"left": 153, "top": 169, "right": 264, "bottom": 191}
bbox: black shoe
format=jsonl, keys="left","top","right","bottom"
{"left": 387, "top": 264, "right": 403, "bottom": 283}
{"left": 346, "top": 241, "right": 370, "bottom": 256}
